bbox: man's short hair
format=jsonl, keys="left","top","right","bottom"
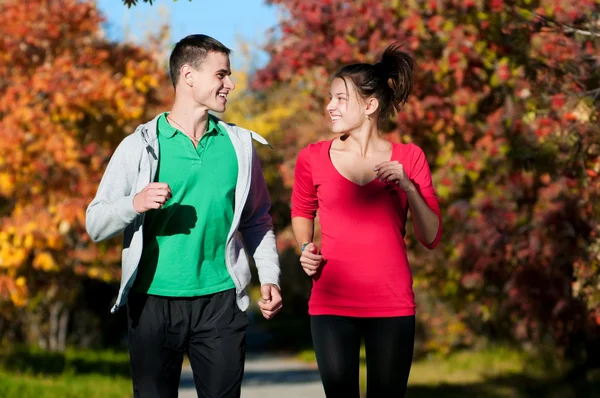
{"left": 169, "top": 34, "right": 232, "bottom": 88}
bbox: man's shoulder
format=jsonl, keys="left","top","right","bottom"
{"left": 211, "top": 114, "right": 244, "bottom": 134}
{"left": 118, "top": 126, "right": 145, "bottom": 150}
{"left": 213, "top": 116, "right": 271, "bottom": 147}
{"left": 119, "top": 114, "right": 163, "bottom": 149}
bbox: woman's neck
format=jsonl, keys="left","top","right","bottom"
{"left": 340, "top": 123, "right": 387, "bottom": 158}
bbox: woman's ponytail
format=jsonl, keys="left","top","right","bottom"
{"left": 379, "top": 43, "right": 413, "bottom": 118}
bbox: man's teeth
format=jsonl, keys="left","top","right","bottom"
{"left": 218, "top": 94, "right": 227, "bottom": 98}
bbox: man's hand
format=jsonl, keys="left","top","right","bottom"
{"left": 258, "top": 284, "right": 282, "bottom": 320}
{"left": 133, "top": 182, "right": 172, "bottom": 213}
{"left": 300, "top": 242, "right": 323, "bottom": 277}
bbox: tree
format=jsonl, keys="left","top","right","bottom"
{"left": 122, "top": 0, "right": 191, "bottom": 7}
{"left": 0, "top": 0, "right": 171, "bottom": 350}
{"left": 254, "top": 0, "right": 600, "bottom": 361}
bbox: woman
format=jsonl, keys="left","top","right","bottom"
{"left": 291, "top": 43, "right": 442, "bottom": 398}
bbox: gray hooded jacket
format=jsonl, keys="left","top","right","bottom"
{"left": 86, "top": 114, "right": 281, "bottom": 313}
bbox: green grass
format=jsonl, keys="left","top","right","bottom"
{"left": 1, "top": 345, "right": 598, "bottom": 398}
{"left": 0, "top": 346, "right": 131, "bottom": 376}
{"left": 0, "top": 346, "right": 133, "bottom": 398}
{"left": 0, "top": 371, "right": 132, "bottom": 398}
{"left": 298, "top": 345, "right": 600, "bottom": 398}
{"left": 409, "top": 346, "right": 539, "bottom": 385}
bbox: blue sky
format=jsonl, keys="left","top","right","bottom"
{"left": 96, "top": 0, "right": 281, "bottom": 67}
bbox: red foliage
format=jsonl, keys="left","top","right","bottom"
{"left": 257, "top": 0, "right": 600, "bottom": 352}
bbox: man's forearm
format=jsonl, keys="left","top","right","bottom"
{"left": 86, "top": 194, "right": 138, "bottom": 242}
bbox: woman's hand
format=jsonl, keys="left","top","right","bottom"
{"left": 374, "top": 161, "right": 413, "bottom": 192}
{"left": 299, "top": 242, "right": 323, "bottom": 277}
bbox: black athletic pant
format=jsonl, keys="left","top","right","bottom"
{"left": 127, "top": 288, "right": 248, "bottom": 398}
{"left": 311, "top": 315, "right": 415, "bottom": 398}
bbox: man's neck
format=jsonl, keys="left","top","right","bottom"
{"left": 168, "top": 99, "right": 210, "bottom": 138}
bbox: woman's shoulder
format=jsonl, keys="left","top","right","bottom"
{"left": 298, "top": 139, "right": 333, "bottom": 159}
{"left": 391, "top": 141, "right": 426, "bottom": 159}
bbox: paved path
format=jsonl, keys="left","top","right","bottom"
{"left": 178, "top": 354, "right": 325, "bottom": 398}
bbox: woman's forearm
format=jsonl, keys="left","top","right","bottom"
{"left": 405, "top": 183, "right": 440, "bottom": 245}
{"left": 292, "top": 217, "right": 315, "bottom": 248}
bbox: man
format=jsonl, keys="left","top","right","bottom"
{"left": 86, "top": 34, "right": 282, "bottom": 398}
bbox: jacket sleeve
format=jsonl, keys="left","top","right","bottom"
{"left": 86, "top": 137, "right": 140, "bottom": 242}
{"left": 239, "top": 144, "right": 281, "bottom": 288}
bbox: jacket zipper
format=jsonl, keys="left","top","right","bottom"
{"left": 114, "top": 127, "right": 153, "bottom": 309}
{"left": 225, "top": 129, "right": 252, "bottom": 295}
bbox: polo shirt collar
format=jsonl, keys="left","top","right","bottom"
{"left": 206, "top": 114, "right": 223, "bottom": 136}
{"left": 160, "top": 113, "right": 223, "bottom": 139}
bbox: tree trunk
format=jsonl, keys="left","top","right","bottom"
{"left": 48, "top": 302, "right": 61, "bottom": 351}
{"left": 58, "top": 307, "right": 69, "bottom": 352}
{"left": 27, "top": 310, "right": 47, "bottom": 350}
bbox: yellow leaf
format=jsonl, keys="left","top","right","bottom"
{"left": 23, "top": 234, "right": 34, "bottom": 249}
{"left": 490, "top": 73, "right": 500, "bottom": 88}
{"left": 10, "top": 292, "right": 27, "bottom": 307}
{"left": 474, "top": 41, "right": 487, "bottom": 54}
{"left": 122, "top": 77, "right": 133, "bottom": 88}
{"left": 33, "top": 252, "right": 59, "bottom": 272}
{"left": 0, "top": 173, "right": 14, "bottom": 196}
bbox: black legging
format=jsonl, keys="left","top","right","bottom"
{"left": 311, "top": 315, "right": 415, "bottom": 398}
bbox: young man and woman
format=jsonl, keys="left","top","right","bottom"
{"left": 88, "top": 33, "right": 441, "bottom": 398}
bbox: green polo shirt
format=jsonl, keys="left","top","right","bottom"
{"left": 133, "top": 113, "right": 237, "bottom": 296}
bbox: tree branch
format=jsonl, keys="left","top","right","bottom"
{"left": 122, "top": 0, "right": 154, "bottom": 7}
{"left": 562, "top": 26, "right": 600, "bottom": 38}
{"left": 536, "top": 13, "right": 600, "bottom": 38}
{"left": 122, "top": 0, "right": 192, "bottom": 7}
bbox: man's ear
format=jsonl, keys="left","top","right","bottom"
{"left": 365, "top": 97, "right": 379, "bottom": 117}
{"left": 180, "top": 65, "right": 193, "bottom": 87}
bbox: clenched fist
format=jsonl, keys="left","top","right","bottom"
{"left": 133, "top": 182, "right": 172, "bottom": 213}
{"left": 300, "top": 242, "right": 323, "bottom": 277}
{"left": 373, "top": 161, "right": 413, "bottom": 192}
{"left": 258, "top": 284, "right": 283, "bottom": 320}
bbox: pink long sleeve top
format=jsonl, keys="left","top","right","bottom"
{"left": 291, "top": 139, "right": 442, "bottom": 317}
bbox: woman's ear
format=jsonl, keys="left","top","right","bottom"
{"left": 365, "top": 97, "right": 379, "bottom": 117}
